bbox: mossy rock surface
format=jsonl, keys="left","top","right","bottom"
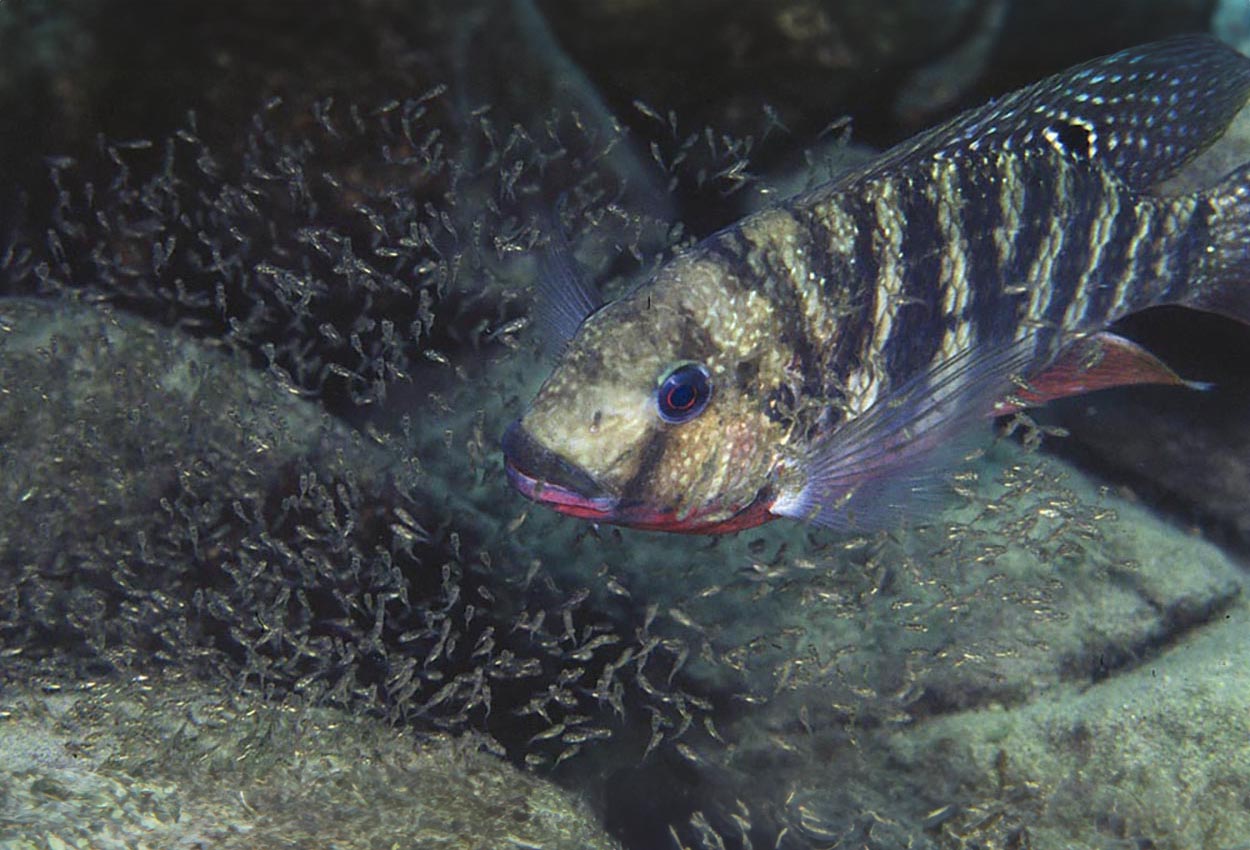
{"left": 0, "top": 672, "right": 620, "bottom": 850}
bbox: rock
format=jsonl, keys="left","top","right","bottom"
{"left": 0, "top": 296, "right": 390, "bottom": 569}
{"left": 1214, "top": 0, "right": 1250, "bottom": 53}
{"left": 884, "top": 598, "right": 1250, "bottom": 849}
{"left": 0, "top": 672, "right": 620, "bottom": 850}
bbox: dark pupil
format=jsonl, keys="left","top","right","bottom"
{"left": 667, "top": 383, "right": 695, "bottom": 410}
{"left": 657, "top": 364, "right": 711, "bottom": 424}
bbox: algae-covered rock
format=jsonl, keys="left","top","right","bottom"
{"left": 0, "top": 672, "right": 620, "bottom": 850}
{"left": 884, "top": 599, "right": 1250, "bottom": 850}
{"left": 1215, "top": 0, "right": 1250, "bottom": 53}
{"left": 0, "top": 296, "right": 401, "bottom": 676}
{"left": 0, "top": 296, "right": 392, "bottom": 565}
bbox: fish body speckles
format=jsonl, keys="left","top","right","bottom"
{"left": 504, "top": 35, "right": 1250, "bottom": 533}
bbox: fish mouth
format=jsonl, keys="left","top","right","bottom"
{"left": 501, "top": 420, "right": 619, "bottom": 520}
{"left": 501, "top": 420, "right": 776, "bottom": 533}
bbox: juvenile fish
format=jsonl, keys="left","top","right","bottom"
{"left": 503, "top": 35, "right": 1250, "bottom": 533}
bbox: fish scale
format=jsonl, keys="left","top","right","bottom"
{"left": 505, "top": 35, "right": 1250, "bottom": 533}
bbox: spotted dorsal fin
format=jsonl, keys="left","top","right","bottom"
{"left": 838, "top": 35, "right": 1250, "bottom": 193}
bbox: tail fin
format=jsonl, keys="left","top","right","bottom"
{"left": 1191, "top": 161, "right": 1250, "bottom": 323}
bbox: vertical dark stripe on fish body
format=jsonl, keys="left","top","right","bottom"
{"left": 1005, "top": 148, "right": 1067, "bottom": 356}
{"left": 619, "top": 429, "right": 670, "bottom": 505}
{"left": 1126, "top": 203, "right": 1174, "bottom": 311}
{"left": 926, "top": 158, "right": 982, "bottom": 374}
{"left": 1142, "top": 195, "right": 1204, "bottom": 307}
{"left": 1059, "top": 166, "right": 1122, "bottom": 332}
{"left": 797, "top": 200, "right": 864, "bottom": 381}
{"left": 791, "top": 194, "right": 880, "bottom": 405}
{"left": 1039, "top": 158, "right": 1104, "bottom": 342}
{"left": 794, "top": 201, "right": 838, "bottom": 317}
{"left": 859, "top": 176, "right": 915, "bottom": 397}
{"left": 834, "top": 177, "right": 918, "bottom": 415}
{"left": 789, "top": 201, "right": 846, "bottom": 396}
{"left": 745, "top": 197, "right": 868, "bottom": 427}
{"left": 1111, "top": 193, "right": 1206, "bottom": 318}
{"left": 1075, "top": 174, "right": 1138, "bottom": 327}
{"left": 700, "top": 224, "right": 754, "bottom": 279}
{"left": 1160, "top": 196, "right": 1214, "bottom": 305}
{"left": 878, "top": 170, "right": 947, "bottom": 391}
{"left": 948, "top": 152, "right": 1004, "bottom": 350}
{"left": 698, "top": 225, "right": 777, "bottom": 326}
{"left": 728, "top": 209, "right": 825, "bottom": 397}
{"left": 1105, "top": 198, "right": 1164, "bottom": 320}
{"left": 848, "top": 187, "right": 886, "bottom": 381}
{"left": 970, "top": 149, "right": 1031, "bottom": 344}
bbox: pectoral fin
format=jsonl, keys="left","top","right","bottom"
{"left": 771, "top": 336, "right": 1037, "bottom": 530}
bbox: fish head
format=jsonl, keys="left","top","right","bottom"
{"left": 503, "top": 254, "right": 799, "bottom": 533}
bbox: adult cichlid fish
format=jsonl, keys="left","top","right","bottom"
{"left": 502, "top": 35, "right": 1250, "bottom": 534}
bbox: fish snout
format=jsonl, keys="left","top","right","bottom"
{"left": 501, "top": 420, "right": 617, "bottom": 518}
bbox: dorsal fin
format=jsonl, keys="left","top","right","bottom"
{"left": 839, "top": 35, "right": 1250, "bottom": 192}
{"left": 532, "top": 204, "right": 604, "bottom": 356}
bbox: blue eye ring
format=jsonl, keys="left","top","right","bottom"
{"left": 656, "top": 362, "right": 712, "bottom": 424}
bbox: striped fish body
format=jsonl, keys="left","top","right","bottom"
{"left": 503, "top": 35, "right": 1250, "bottom": 533}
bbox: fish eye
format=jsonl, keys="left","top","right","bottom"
{"left": 656, "top": 362, "right": 712, "bottom": 424}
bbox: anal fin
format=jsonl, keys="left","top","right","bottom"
{"left": 993, "top": 331, "right": 1204, "bottom": 416}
